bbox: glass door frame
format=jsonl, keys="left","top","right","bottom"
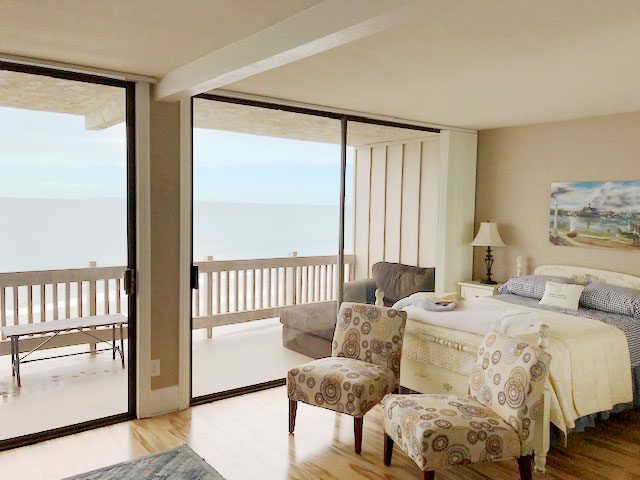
{"left": 189, "top": 93, "right": 439, "bottom": 406}
{"left": 0, "top": 61, "right": 137, "bottom": 450}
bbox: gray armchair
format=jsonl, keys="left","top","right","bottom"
{"left": 343, "top": 278, "right": 377, "bottom": 304}
{"left": 280, "top": 262, "right": 435, "bottom": 358}
{"left": 345, "top": 262, "right": 436, "bottom": 307}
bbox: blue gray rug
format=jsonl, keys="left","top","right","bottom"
{"left": 66, "top": 445, "right": 224, "bottom": 479}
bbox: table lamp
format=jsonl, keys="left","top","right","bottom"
{"left": 471, "top": 222, "right": 505, "bottom": 285}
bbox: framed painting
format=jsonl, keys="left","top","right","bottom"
{"left": 549, "top": 181, "right": 640, "bottom": 252}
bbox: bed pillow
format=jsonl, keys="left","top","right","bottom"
{"left": 498, "top": 274, "right": 575, "bottom": 300}
{"left": 539, "top": 281, "right": 585, "bottom": 310}
{"left": 580, "top": 282, "right": 640, "bottom": 319}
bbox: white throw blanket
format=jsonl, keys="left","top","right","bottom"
{"left": 399, "top": 293, "right": 541, "bottom": 337}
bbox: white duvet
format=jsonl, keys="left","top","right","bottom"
{"left": 399, "top": 293, "right": 541, "bottom": 337}
{"left": 400, "top": 296, "right": 633, "bottom": 433}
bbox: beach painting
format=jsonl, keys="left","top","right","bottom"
{"left": 549, "top": 181, "right": 640, "bottom": 252}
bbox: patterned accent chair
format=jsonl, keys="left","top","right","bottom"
{"left": 381, "top": 331, "right": 551, "bottom": 480}
{"left": 287, "top": 302, "right": 407, "bottom": 453}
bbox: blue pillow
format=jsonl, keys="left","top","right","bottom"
{"left": 498, "top": 275, "right": 575, "bottom": 300}
{"left": 580, "top": 282, "right": 640, "bottom": 319}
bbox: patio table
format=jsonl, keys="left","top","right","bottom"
{"left": 1, "top": 314, "right": 127, "bottom": 387}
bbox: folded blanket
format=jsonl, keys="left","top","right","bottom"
{"left": 490, "top": 311, "right": 542, "bottom": 337}
{"left": 392, "top": 291, "right": 436, "bottom": 310}
{"left": 393, "top": 292, "right": 457, "bottom": 310}
{"left": 415, "top": 298, "right": 458, "bottom": 312}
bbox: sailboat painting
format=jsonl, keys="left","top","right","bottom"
{"left": 549, "top": 181, "right": 640, "bottom": 252}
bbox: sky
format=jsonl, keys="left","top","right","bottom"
{"left": 551, "top": 181, "right": 640, "bottom": 212}
{"left": 0, "top": 105, "right": 354, "bottom": 270}
{"left": 0, "top": 106, "right": 353, "bottom": 206}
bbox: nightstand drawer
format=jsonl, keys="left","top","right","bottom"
{"left": 460, "top": 285, "right": 493, "bottom": 299}
{"left": 458, "top": 282, "right": 500, "bottom": 299}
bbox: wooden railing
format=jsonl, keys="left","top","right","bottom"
{"left": 192, "top": 253, "right": 355, "bottom": 336}
{"left": 0, "top": 262, "right": 127, "bottom": 355}
{"left": 0, "top": 254, "right": 356, "bottom": 354}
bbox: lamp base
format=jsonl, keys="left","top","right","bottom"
{"left": 482, "top": 246, "right": 496, "bottom": 285}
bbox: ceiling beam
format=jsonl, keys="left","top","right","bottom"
{"left": 155, "top": 0, "right": 420, "bottom": 101}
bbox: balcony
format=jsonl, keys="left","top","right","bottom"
{"left": 0, "top": 254, "right": 355, "bottom": 439}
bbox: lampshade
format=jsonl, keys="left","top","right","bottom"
{"left": 471, "top": 222, "right": 505, "bottom": 247}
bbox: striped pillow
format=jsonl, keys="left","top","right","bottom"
{"left": 498, "top": 275, "right": 575, "bottom": 300}
{"left": 580, "top": 282, "right": 640, "bottom": 319}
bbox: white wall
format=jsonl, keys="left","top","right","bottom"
{"left": 352, "top": 136, "right": 440, "bottom": 279}
{"left": 352, "top": 131, "right": 478, "bottom": 295}
{"left": 435, "top": 130, "right": 478, "bottom": 293}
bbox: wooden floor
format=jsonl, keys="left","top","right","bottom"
{"left": 1, "top": 386, "right": 639, "bottom": 480}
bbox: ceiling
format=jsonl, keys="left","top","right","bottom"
{"left": 2, "top": 0, "right": 640, "bottom": 129}
{"left": 224, "top": 0, "right": 640, "bottom": 129}
{"left": 0, "top": 0, "right": 320, "bottom": 77}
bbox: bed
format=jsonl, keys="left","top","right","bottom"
{"left": 395, "top": 265, "right": 640, "bottom": 474}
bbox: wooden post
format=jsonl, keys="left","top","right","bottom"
{"left": 234, "top": 269, "right": 239, "bottom": 312}
{"left": 39, "top": 285, "right": 46, "bottom": 322}
{"left": 53, "top": 283, "right": 59, "bottom": 320}
{"left": 88, "top": 261, "right": 97, "bottom": 355}
{"left": 265, "top": 268, "right": 271, "bottom": 308}
{"left": 27, "top": 286, "right": 33, "bottom": 324}
{"left": 0, "top": 287, "right": 6, "bottom": 333}
{"left": 534, "top": 324, "right": 551, "bottom": 475}
{"left": 289, "top": 251, "right": 298, "bottom": 305}
{"left": 206, "top": 256, "right": 213, "bottom": 339}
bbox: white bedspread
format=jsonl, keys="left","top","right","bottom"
{"left": 403, "top": 296, "right": 541, "bottom": 336}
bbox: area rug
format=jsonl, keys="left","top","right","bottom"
{"left": 66, "top": 445, "right": 224, "bottom": 479}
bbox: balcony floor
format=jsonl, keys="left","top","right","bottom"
{"left": 192, "top": 318, "right": 312, "bottom": 397}
{"left": 0, "top": 318, "right": 311, "bottom": 441}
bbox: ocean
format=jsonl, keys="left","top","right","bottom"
{"left": 0, "top": 198, "right": 352, "bottom": 273}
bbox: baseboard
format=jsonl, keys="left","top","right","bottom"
{"left": 139, "top": 384, "right": 180, "bottom": 418}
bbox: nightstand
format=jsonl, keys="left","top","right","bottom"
{"left": 458, "top": 280, "right": 501, "bottom": 299}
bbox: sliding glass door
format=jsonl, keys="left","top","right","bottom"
{"left": 189, "top": 95, "right": 438, "bottom": 404}
{"left": 190, "top": 97, "right": 351, "bottom": 401}
{"left": 0, "top": 63, "right": 136, "bottom": 448}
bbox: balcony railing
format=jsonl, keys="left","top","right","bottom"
{"left": 0, "top": 263, "right": 127, "bottom": 355}
{"left": 0, "top": 254, "right": 355, "bottom": 354}
{"left": 192, "top": 253, "right": 355, "bottom": 336}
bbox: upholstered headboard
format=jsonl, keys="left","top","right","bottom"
{"left": 533, "top": 265, "right": 640, "bottom": 290}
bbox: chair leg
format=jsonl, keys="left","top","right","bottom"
{"left": 518, "top": 455, "right": 533, "bottom": 480}
{"left": 384, "top": 434, "right": 394, "bottom": 466}
{"left": 423, "top": 471, "right": 435, "bottom": 480}
{"left": 288, "top": 399, "right": 297, "bottom": 434}
{"left": 354, "top": 417, "right": 363, "bottom": 454}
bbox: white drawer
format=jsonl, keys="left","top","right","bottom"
{"left": 460, "top": 285, "right": 495, "bottom": 299}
